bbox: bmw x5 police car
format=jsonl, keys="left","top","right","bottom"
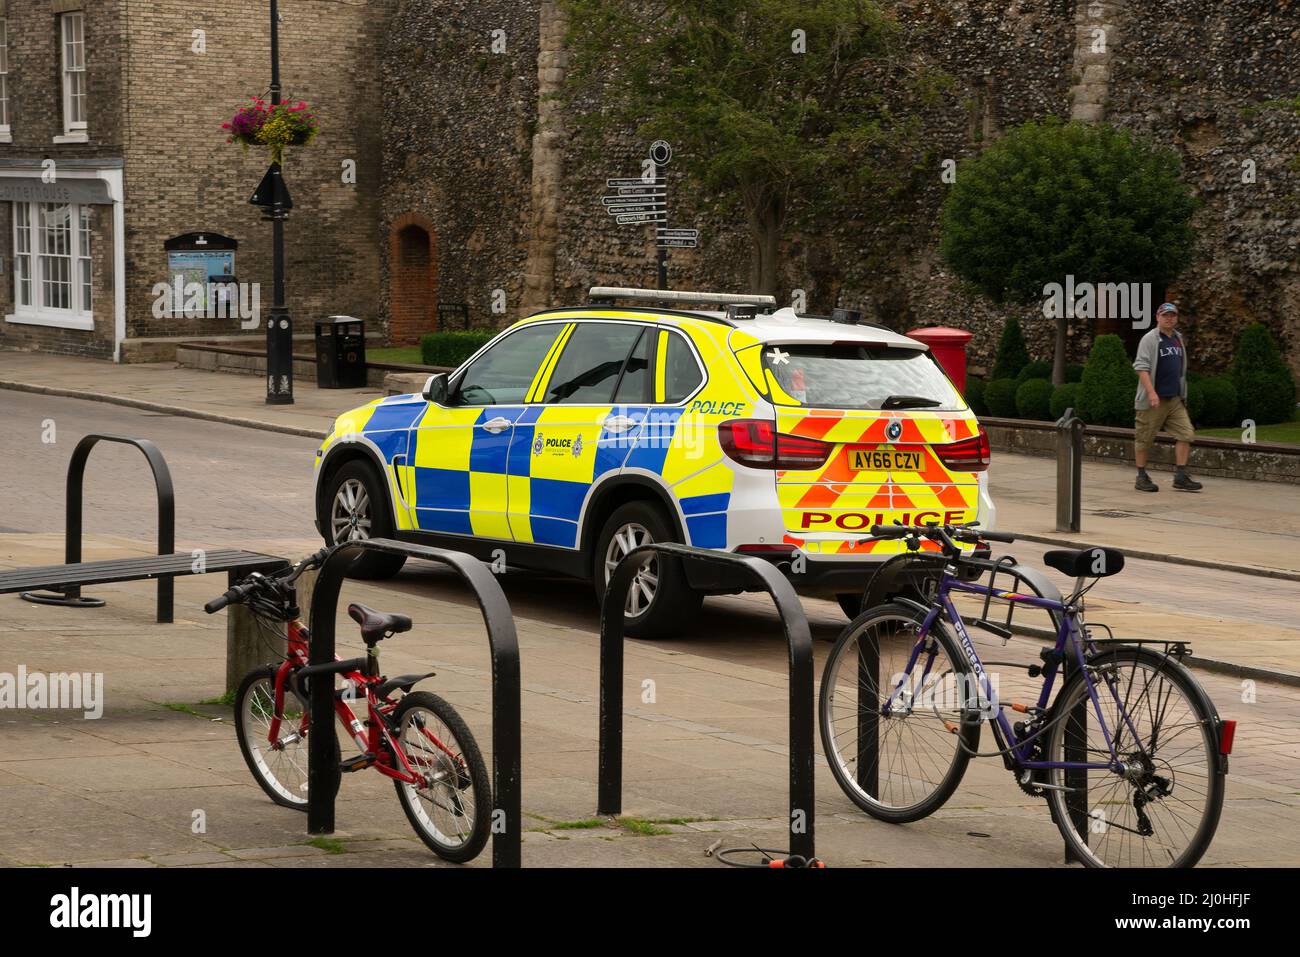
{"left": 314, "top": 287, "right": 995, "bottom": 638}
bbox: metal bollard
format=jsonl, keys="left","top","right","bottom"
{"left": 1054, "top": 409, "right": 1085, "bottom": 532}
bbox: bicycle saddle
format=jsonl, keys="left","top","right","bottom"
{"left": 347, "top": 602, "right": 413, "bottom": 643}
{"left": 1043, "top": 547, "right": 1125, "bottom": 579}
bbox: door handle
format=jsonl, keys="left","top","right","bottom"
{"left": 604, "top": 415, "right": 642, "bottom": 434}
{"left": 481, "top": 416, "right": 513, "bottom": 434}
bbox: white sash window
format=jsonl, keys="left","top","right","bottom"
{"left": 11, "top": 201, "right": 93, "bottom": 328}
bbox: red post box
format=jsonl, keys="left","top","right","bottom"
{"left": 906, "top": 326, "right": 973, "bottom": 394}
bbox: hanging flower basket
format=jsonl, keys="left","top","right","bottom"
{"left": 222, "top": 95, "right": 319, "bottom": 166}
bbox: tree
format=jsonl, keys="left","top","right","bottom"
{"left": 940, "top": 119, "right": 1196, "bottom": 384}
{"left": 562, "top": 0, "right": 902, "bottom": 296}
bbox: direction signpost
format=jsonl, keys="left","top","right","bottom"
{"left": 599, "top": 141, "right": 699, "bottom": 290}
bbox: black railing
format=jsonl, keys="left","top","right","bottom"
{"left": 21, "top": 433, "right": 176, "bottom": 621}
{"left": 597, "top": 543, "right": 817, "bottom": 862}
{"left": 306, "top": 538, "right": 522, "bottom": 867}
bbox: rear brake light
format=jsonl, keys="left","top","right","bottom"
{"left": 935, "top": 424, "right": 990, "bottom": 473}
{"left": 719, "top": 419, "right": 832, "bottom": 470}
{"left": 1218, "top": 719, "right": 1236, "bottom": 755}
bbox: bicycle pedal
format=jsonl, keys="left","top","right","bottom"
{"left": 339, "top": 754, "right": 375, "bottom": 773}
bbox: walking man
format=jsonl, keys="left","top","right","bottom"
{"left": 1133, "top": 302, "right": 1203, "bottom": 492}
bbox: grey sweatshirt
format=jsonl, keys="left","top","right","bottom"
{"left": 1133, "top": 327, "right": 1188, "bottom": 411}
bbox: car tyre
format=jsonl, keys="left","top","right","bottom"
{"left": 593, "top": 501, "right": 702, "bottom": 640}
{"left": 319, "top": 459, "right": 407, "bottom": 579}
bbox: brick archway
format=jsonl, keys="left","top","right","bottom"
{"left": 388, "top": 213, "right": 438, "bottom": 345}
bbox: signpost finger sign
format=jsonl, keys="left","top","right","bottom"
{"left": 601, "top": 141, "right": 699, "bottom": 288}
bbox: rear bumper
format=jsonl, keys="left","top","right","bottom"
{"left": 687, "top": 549, "right": 886, "bottom": 598}
{"left": 786, "top": 558, "right": 883, "bottom": 598}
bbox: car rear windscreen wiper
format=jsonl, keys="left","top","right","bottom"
{"left": 880, "top": 394, "right": 942, "bottom": 410}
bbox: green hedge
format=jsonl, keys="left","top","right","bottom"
{"left": 1199, "top": 376, "right": 1238, "bottom": 427}
{"left": 1015, "top": 378, "right": 1054, "bottom": 420}
{"left": 963, "top": 376, "right": 988, "bottom": 416}
{"left": 1231, "top": 323, "right": 1296, "bottom": 425}
{"left": 985, "top": 378, "right": 1019, "bottom": 418}
{"left": 420, "top": 330, "right": 497, "bottom": 368}
{"left": 1050, "top": 382, "right": 1080, "bottom": 420}
{"left": 1077, "top": 334, "right": 1138, "bottom": 427}
{"left": 1015, "top": 360, "right": 1053, "bottom": 385}
{"left": 1065, "top": 363, "right": 1084, "bottom": 383}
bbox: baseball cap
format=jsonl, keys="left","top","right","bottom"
{"left": 1157, "top": 302, "right": 1179, "bottom": 316}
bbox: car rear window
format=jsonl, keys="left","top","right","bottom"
{"left": 758, "top": 343, "right": 964, "bottom": 411}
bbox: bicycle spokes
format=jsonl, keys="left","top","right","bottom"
{"left": 821, "top": 612, "right": 972, "bottom": 820}
{"left": 1047, "top": 655, "right": 1220, "bottom": 867}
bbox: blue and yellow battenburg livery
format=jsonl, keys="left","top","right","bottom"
{"left": 312, "top": 295, "right": 996, "bottom": 601}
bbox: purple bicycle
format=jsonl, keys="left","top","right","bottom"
{"left": 819, "top": 522, "right": 1232, "bottom": 868}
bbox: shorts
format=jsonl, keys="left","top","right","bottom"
{"left": 1134, "top": 396, "right": 1195, "bottom": 451}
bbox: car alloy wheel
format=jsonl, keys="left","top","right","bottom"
{"left": 331, "top": 477, "right": 373, "bottom": 543}
{"left": 603, "top": 522, "right": 657, "bottom": 617}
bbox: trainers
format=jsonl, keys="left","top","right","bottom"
{"left": 1135, "top": 473, "right": 1158, "bottom": 492}
{"left": 1173, "top": 473, "right": 1203, "bottom": 491}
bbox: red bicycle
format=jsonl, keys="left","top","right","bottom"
{"left": 205, "top": 548, "right": 491, "bottom": 863}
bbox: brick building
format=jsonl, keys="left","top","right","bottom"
{"left": 0, "top": 0, "right": 391, "bottom": 361}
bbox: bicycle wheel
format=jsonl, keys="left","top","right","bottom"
{"left": 391, "top": 691, "right": 491, "bottom": 863}
{"left": 1045, "top": 649, "right": 1225, "bottom": 868}
{"left": 234, "top": 666, "right": 313, "bottom": 810}
{"left": 819, "top": 602, "right": 980, "bottom": 823}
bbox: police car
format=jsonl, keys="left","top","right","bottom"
{"left": 313, "top": 288, "right": 995, "bottom": 637}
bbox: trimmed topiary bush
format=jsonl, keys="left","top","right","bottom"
{"left": 1015, "top": 377, "right": 1054, "bottom": 420}
{"left": 1065, "top": 363, "right": 1085, "bottom": 384}
{"left": 420, "top": 330, "right": 498, "bottom": 368}
{"left": 991, "top": 317, "right": 1031, "bottom": 381}
{"left": 964, "top": 376, "right": 988, "bottom": 416}
{"left": 1077, "top": 334, "right": 1138, "bottom": 427}
{"left": 1186, "top": 379, "right": 1205, "bottom": 425}
{"left": 1200, "top": 376, "right": 1238, "bottom": 427}
{"left": 1231, "top": 323, "right": 1296, "bottom": 425}
{"left": 1015, "top": 360, "right": 1053, "bottom": 385}
{"left": 984, "top": 378, "right": 1020, "bottom": 418}
{"left": 1050, "top": 382, "right": 1080, "bottom": 420}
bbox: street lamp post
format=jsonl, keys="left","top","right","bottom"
{"left": 263, "top": 0, "right": 293, "bottom": 405}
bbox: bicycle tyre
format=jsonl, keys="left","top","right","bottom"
{"left": 391, "top": 691, "right": 491, "bottom": 863}
{"left": 819, "top": 602, "right": 980, "bottom": 824}
{"left": 1045, "top": 647, "right": 1226, "bottom": 868}
{"left": 234, "top": 666, "right": 339, "bottom": 811}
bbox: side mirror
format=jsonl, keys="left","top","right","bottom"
{"left": 422, "top": 373, "right": 449, "bottom": 405}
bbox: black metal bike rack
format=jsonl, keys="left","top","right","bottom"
{"left": 597, "top": 543, "right": 817, "bottom": 862}
{"left": 306, "top": 538, "right": 522, "bottom": 867}
{"left": 21, "top": 433, "right": 175, "bottom": 620}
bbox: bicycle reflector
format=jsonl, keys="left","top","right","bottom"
{"left": 1218, "top": 719, "right": 1237, "bottom": 755}
{"left": 935, "top": 424, "right": 991, "bottom": 473}
{"left": 720, "top": 419, "right": 832, "bottom": 470}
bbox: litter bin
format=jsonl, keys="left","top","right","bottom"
{"left": 315, "top": 316, "right": 366, "bottom": 389}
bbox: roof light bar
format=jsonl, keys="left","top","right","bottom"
{"left": 588, "top": 286, "right": 777, "bottom": 307}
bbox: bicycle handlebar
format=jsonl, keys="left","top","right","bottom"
{"left": 203, "top": 545, "right": 335, "bottom": 614}
{"left": 864, "top": 522, "right": 1016, "bottom": 556}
